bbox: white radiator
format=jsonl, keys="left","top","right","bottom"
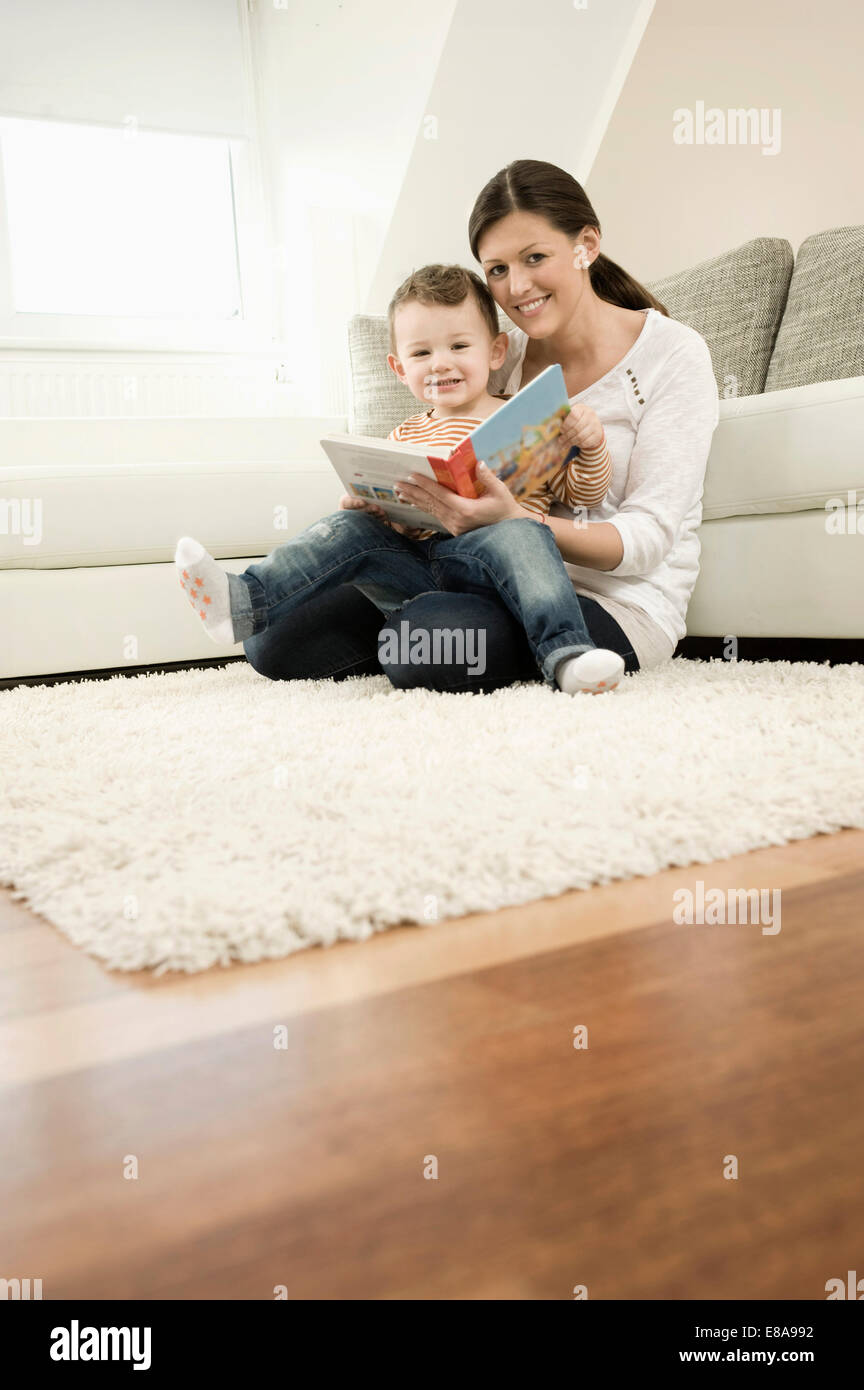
{"left": 0, "top": 352, "right": 303, "bottom": 417}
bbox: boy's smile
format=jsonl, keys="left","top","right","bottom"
{"left": 425, "top": 373, "right": 464, "bottom": 393}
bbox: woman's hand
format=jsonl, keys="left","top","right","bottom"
{"left": 561, "top": 403, "right": 606, "bottom": 453}
{"left": 394, "top": 463, "right": 526, "bottom": 537}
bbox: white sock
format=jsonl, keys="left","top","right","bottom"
{"left": 174, "top": 537, "right": 236, "bottom": 646}
{"left": 555, "top": 647, "right": 625, "bottom": 695}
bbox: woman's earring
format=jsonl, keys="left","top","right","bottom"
{"left": 572, "top": 245, "right": 591, "bottom": 270}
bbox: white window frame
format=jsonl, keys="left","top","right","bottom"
{"left": 0, "top": 119, "right": 277, "bottom": 354}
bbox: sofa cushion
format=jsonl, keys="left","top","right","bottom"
{"left": 764, "top": 225, "right": 864, "bottom": 392}
{"left": 645, "top": 236, "right": 793, "bottom": 397}
{"left": 347, "top": 306, "right": 514, "bottom": 438}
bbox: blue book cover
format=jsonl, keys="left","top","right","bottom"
{"left": 428, "top": 362, "right": 576, "bottom": 500}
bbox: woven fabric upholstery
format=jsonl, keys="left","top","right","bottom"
{"left": 347, "top": 306, "right": 515, "bottom": 438}
{"left": 764, "top": 225, "right": 864, "bottom": 392}
{"left": 645, "top": 237, "right": 793, "bottom": 397}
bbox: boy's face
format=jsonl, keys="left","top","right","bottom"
{"left": 387, "top": 297, "right": 508, "bottom": 410}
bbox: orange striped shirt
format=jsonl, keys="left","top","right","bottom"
{"left": 388, "top": 408, "right": 613, "bottom": 538}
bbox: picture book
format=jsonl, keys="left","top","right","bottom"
{"left": 319, "top": 363, "right": 575, "bottom": 532}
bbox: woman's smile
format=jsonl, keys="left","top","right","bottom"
{"left": 514, "top": 293, "right": 551, "bottom": 318}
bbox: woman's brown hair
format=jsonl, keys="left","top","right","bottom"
{"left": 468, "top": 159, "right": 669, "bottom": 316}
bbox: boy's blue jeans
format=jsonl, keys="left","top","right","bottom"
{"left": 227, "top": 510, "right": 605, "bottom": 685}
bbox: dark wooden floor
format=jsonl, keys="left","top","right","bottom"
{"left": 2, "top": 844, "right": 862, "bottom": 1300}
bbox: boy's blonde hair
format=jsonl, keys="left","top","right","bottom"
{"left": 387, "top": 263, "right": 502, "bottom": 355}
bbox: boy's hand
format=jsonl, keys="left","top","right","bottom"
{"left": 391, "top": 523, "right": 430, "bottom": 540}
{"left": 338, "top": 493, "right": 391, "bottom": 525}
{"left": 561, "top": 404, "right": 605, "bottom": 453}
{"left": 338, "top": 492, "right": 425, "bottom": 538}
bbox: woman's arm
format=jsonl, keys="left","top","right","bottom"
{"left": 521, "top": 511, "right": 624, "bottom": 570}
{"left": 393, "top": 465, "right": 624, "bottom": 567}
{"left": 598, "top": 341, "right": 720, "bottom": 575}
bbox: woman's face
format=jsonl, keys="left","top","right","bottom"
{"left": 477, "top": 210, "right": 600, "bottom": 336}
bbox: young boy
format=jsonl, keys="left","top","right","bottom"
{"left": 174, "top": 264, "right": 625, "bottom": 694}
{"left": 364, "top": 262, "right": 613, "bottom": 539}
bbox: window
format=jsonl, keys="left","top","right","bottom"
{"left": 0, "top": 116, "right": 274, "bottom": 350}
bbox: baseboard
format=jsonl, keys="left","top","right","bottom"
{"left": 676, "top": 636, "right": 864, "bottom": 664}
{"left": 0, "top": 655, "right": 248, "bottom": 691}
{"left": 3, "top": 639, "right": 861, "bottom": 691}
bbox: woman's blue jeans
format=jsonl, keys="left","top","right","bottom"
{"left": 232, "top": 510, "right": 639, "bottom": 693}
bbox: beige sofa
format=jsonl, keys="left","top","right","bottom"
{"left": 0, "top": 418, "right": 346, "bottom": 679}
{"left": 1, "top": 228, "right": 862, "bottom": 681}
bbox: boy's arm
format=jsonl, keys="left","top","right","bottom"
{"left": 562, "top": 434, "right": 613, "bottom": 509}
{"left": 517, "top": 484, "right": 555, "bottom": 518}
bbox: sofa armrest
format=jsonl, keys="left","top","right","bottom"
{"left": 702, "top": 375, "right": 864, "bottom": 521}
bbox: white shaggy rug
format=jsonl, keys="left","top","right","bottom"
{"left": 2, "top": 658, "right": 863, "bottom": 975}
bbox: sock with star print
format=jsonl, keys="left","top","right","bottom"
{"left": 174, "top": 537, "right": 236, "bottom": 646}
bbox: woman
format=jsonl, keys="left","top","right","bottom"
{"left": 244, "top": 159, "right": 719, "bottom": 692}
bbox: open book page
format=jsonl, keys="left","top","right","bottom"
{"left": 317, "top": 435, "right": 448, "bottom": 530}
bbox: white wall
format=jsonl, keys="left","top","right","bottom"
{"left": 249, "top": 0, "right": 458, "bottom": 411}
{"left": 365, "top": 0, "right": 653, "bottom": 312}
{"left": 585, "top": 0, "right": 864, "bottom": 279}
{"left": 250, "top": 0, "right": 653, "bottom": 410}
{"left": 0, "top": 0, "right": 248, "bottom": 136}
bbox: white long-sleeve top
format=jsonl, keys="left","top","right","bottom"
{"left": 488, "top": 308, "right": 720, "bottom": 660}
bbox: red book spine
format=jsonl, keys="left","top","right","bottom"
{"left": 427, "top": 437, "right": 481, "bottom": 498}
